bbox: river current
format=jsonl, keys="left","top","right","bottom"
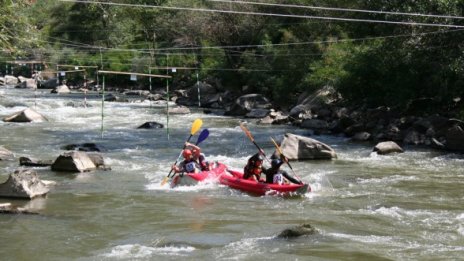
{"left": 0, "top": 87, "right": 463, "bottom": 260}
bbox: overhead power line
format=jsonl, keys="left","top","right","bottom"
{"left": 59, "top": 0, "right": 464, "bottom": 28}
{"left": 207, "top": 0, "right": 464, "bottom": 20}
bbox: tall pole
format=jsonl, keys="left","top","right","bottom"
{"left": 166, "top": 54, "right": 170, "bottom": 140}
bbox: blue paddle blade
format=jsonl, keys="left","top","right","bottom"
{"left": 196, "top": 129, "right": 210, "bottom": 145}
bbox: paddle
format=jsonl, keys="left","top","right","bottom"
{"left": 270, "top": 137, "right": 302, "bottom": 182}
{"left": 239, "top": 122, "right": 270, "bottom": 163}
{"left": 161, "top": 118, "right": 203, "bottom": 186}
{"left": 196, "top": 129, "right": 209, "bottom": 145}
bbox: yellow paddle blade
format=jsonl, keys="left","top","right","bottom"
{"left": 270, "top": 137, "right": 283, "bottom": 154}
{"left": 191, "top": 118, "right": 203, "bottom": 135}
{"left": 240, "top": 122, "right": 254, "bottom": 142}
{"left": 161, "top": 176, "right": 169, "bottom": 186}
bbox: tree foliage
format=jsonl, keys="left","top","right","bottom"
{"left": 4, "top": 0, "right": 464, "bottom": 116}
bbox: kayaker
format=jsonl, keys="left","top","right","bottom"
{"left": 243, "top": 151, "right": 266, "bottom": 182}
{"left": 263, "top": 159, "right": 303, "bottom": 185}
{"left": 185, "top": 142, "right": 210, "bottom": 171}
{"left": 172, "top": 149, "right": 200, "bottom": 173}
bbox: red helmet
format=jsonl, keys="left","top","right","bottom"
{"left": 182, "top": 149, "right": 192, "bottom": 159}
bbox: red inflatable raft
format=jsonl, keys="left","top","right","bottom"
{"left": 219, "top": 168, "right": 310, "bottom": 196}
{"left": 170, "top": 162, "right": 227, "bottom": 188}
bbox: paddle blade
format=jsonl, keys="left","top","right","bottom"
{"left": 196, "top": 129, "right": 209, "bottom": 145}
{"left": 191, "top": 119, "right": 203, "bottom": 135}
{"left": 240, "top": 122, "right": 254, "bottom": 142}
{"left": 161, "top": 176, "right": 169, "bottom": 186}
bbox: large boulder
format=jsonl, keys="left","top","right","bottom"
{"left": 0, "top": 146, "right": 14, "bottom": 160}
{"left": 290, "top": 86, "right": 341, "bottom": 118}
{"left": 3, "top": 75, "right": 18, "bottom": 85}
{"left": 277, "top": 133, "right": 337, "bottom": 160}
{"left": 3, "top": 108, "right": 48, "bottom": 123}
{"left": 0, "top": 169, "right": 50, "bottom": 199}
{"left": 39, "top": 78, "right": 59, "bottom": 89}
{"left": 15, "top": 79, "right": 37, "bottom": 89}
{"left": 444, "top": 125, "right": 464, "bottom": 152}
{"left": 373, "top": 141, "right": 404, "bottom": 155}
{"left": 51, "top": 84, "right": 70, "bottom": 94}
{"left": 51, "top": 151, "right": 97, "bottom": 172}
{"left": 225, "top": 94, "right": 272, "bottom": 116}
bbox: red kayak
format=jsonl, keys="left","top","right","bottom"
{"left": 219, "top": 168, "right": 310, "bottom": 196}
{"left": 170, "top": 162, "right": 227, "bottom": 188}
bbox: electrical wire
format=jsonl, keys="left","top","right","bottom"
{"left": 58, "top": 0, "right": 464, "bottom": 28}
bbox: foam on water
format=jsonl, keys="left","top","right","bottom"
{"left": 101, "top": 243, "right": 195, "bottom": 259}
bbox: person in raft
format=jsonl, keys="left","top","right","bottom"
{"left": 263, "top": 159, "right": 303, "bottom": 185}
{"left": 172, "top": 149, "right": 200, "bottom": 174}
{"left": 184, "top": 142, "right": 210, "bottom": 171}
{"left": 243, "top": 150, "right": 266, "bottom": 182}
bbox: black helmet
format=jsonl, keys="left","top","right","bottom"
{"left": 271, "top": 159, "right": 283, "bottom": 167}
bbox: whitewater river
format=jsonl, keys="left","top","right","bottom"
{"left": 0, "top": 87, "right": 463, "bottom": 260}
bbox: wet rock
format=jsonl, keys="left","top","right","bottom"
{"left": 3, "top": 75, "right": 18, "bottom": 85}
{"left": 373, "top": 141, "right": 404, "bottom": 155}
{"left": 0, "top": 203, "right": 39, "bottom": 215}
{"left": 276, "top": 133, "right": 337, "bottom": 160}
{"left": 86, "top": 153, "right": 111, "bottom": 170}
{"left": 51, "top": 84, "right": 70, "bottom": 94}
{"left": 15, "top": 79, "right": 37, "bottom": 89}
{"left": 246, "top": 108, "right": 270, "bottom": 118}
{"left": 61, "top": 143, "right": 105, "bottom": 152}
{"left": 19, "top": 157, "right": 53, "bottom": 167}
{"left": 166, "top": 106, "right": 190, "bottom": 114}
{"left": 352, "top": 132, "right": 371, "bottom": 141}
{"left": 137, "top": 121, "right": 164, "bottom": 129}
{"left": 38, "top": 78, "right": 59, "bottom": 89}
{"left": 2, "top": 108, "right": 48, "bottom": 123}
{"left": 104, "top": 93, "right": 128, "bottom": 102}
{"left": 51, "top": 151, "right": 97, "bottom": 172}
{"left": 277, "top": 223, "right": 316, "bottom": 238}
{"left": 0, "top": 169, "right": 50, "bottom": 199}
{"left": 444, "top": 125, "right": 464, "bottom": 152}
{"left": 301, "top": 119, "right": 329, "bottom": 131}
{"left": 0, "top": 146, "right": 14, "bottom": 160}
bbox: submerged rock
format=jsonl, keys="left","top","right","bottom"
{"left": 19, "top": 157, "right": 53, "bottom": 167}
{"left": 137, "top": 121, "right": 164, "bottom": 129}
{"left": 277, "top": 223, "right": 316, "bottom": 239}
{"left": 61, "top": 143, "right": 105, "bottom": 152}
{"left": 0, "top": 203, "right": 39, "bottom": 215}
{"left": 0, "top": 169, "right": 50, "bottom": 199}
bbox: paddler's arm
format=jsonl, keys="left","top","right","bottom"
{"left": 282, "top": 170, "right": 303, "bottom": 184}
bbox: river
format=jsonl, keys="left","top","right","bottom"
{"left": 0, "top": 87, "right": 463, "bottom": 260}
